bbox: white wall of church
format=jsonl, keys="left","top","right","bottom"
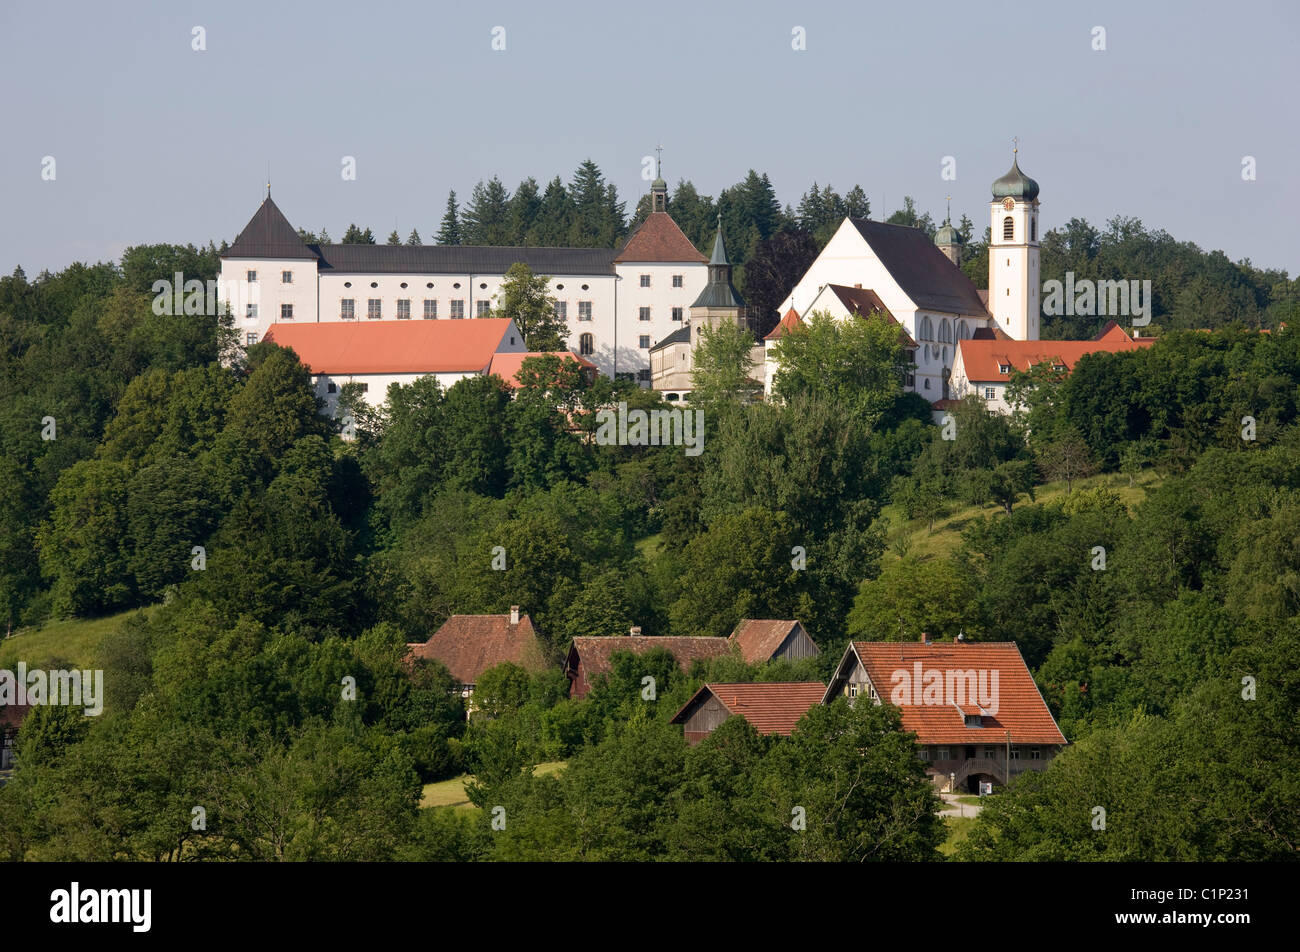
{"left": 988, "top": 200, "right": 1040, "bottom": 341}
{"left": 777, "top": 220, "right": 915, "bottom": 319}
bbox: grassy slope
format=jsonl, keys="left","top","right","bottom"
{"left": 0, "top": 607, "right": 153, "bottom": 671}
{"left": 880, "top": 470, "right": 1164, "bottom": 562}
{"left": 420, "top": 760, "right": 567, "bottom": 810}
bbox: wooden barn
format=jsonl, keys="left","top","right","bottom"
{"left": 670, "top": 682, "right": 826, "bottom": 745}
{"left": 564, "top": 630, "right": 734, "bottom": 699}
{"left": 728, "top": 619, "right": 820, "bottom": 664}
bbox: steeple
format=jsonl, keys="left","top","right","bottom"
{"left": 935, "top": 195, "right": 963, "bottom": 266}
{"left": 691, "top": 215, "right": 744, "bottom": 310}
{"left": 651, "top": 144, "right": 667, "bottom": 213}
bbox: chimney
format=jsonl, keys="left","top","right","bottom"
{"left": 509, "top": 605, "right": 519, "bottom": 626}
{"left": 629, "top": 626, "right": 642, "bottom": 637}
{"left": 854, "top": 283, "right": 862, "bottom": 289}
{"left": 921, "top": 632, "right": 931, "bottom": 646}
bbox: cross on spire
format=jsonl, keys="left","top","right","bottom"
{"left": 655, "top": 144, "right": 663, "bottom": 179}
{"left": 1013, "top": 136, "right": 1019, "bottom": 155}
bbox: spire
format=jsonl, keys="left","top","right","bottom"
{"left": 691, "top": 214, "right": 744, "bottom": 309}
{"left": 709, "top": 213, "right": 729, "bottom": 266}
{"left": 651, "top": 144, "right": 668, "bottom": 213}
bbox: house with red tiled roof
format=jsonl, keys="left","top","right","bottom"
{"left": 728, "top": 619, "right": 820, "bottom": 665}
{"left": 950, "top": 328, "right": 1154, "bottom": 415}
{"left": 264, "top": 317, "right": 528, "bottom": 415}
{"left": 485, "top": 350, "right": 598, "bottom": 388}
{"left": 0, "top": 702, "right": 29, "bottom": 771}
{"left": 823, "top": 637, "right": 1067, "bottom": 793}
{"left": 406, "top": 606, "right": 548, "bottom": 700}
{"left": 670, "top": 682, "right": 826, "bottom": 745}
{"left": 563, "top": 629, "right": 735, "bottom": 699}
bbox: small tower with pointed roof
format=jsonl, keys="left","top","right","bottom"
{"left": 935, "top": 196, "right": 963, "bottom": 267}
{"left": 689, "top": 214, "right": 748, "bottom": 337}
{"left": 651, "top": 144, "right": 668, "bottom": 213}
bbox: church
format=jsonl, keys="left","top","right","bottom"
{"left": 217, "top": 164, "right": 708, "bottom": 388}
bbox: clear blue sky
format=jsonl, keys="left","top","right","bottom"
{"left": 2, "top": 0, "right": 1296, "bottom": 275}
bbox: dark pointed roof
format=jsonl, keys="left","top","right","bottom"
{"left": 847, "top": 219, "right": 987, "bottom": 317}
{"left": 691, "top": 218, "right": 745, "bottom": 309}
{"left": 708, "top": 221, "right": 729, "bottom": 266}
{"left": 225, "top": 196, "right": 318, "bottom": 260}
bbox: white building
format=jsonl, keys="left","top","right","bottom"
{"left": 219, "top": 176, "right": 707, "bottom": 387}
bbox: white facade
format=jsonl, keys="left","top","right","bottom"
{"left": 312, "top": 370, "right": 486, "bottom": 416}
{"left": 989, "top": 196, "right": 1040, "bottom": 340}
{"left": 615, "top": 262, "right": 708, "bottom": 384}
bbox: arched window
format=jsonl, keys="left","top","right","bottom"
{"left": 939, "top": 318, "right": 952, "bottom": 343}
{"left": 1003, "top": 216, "right": 1014, "bottom": 241}
{"left": 579, "top": 333, "right": 593, "bottom": 355}
{"left": 1031, "top": 217, "right": 1037, "bottom": 242}
{"left": 959, "top": 320, "right": 971, "bottom": 340}
{"left": 920, "top": 316, "right": 934, "bottom": 341}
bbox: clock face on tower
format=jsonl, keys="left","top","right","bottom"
{"left": 1002, "top": 197, "right": 1015, "bottom": 211}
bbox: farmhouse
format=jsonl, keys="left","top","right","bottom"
{"left": 670, "top": 682, "right": 826, "bottom": 745}
{"left": 823, "top": 637, "right": 1066, "bottom": 793}
{"left": 563, "top": 630, "right": 733, "bottom": 699}
{"left": 727, "top": 619, "right": 820, "bottom": 665}
{"left": 0, "top": 702, "right": 28, "bottom": 771}
{"left": 406, "top": 606, "right": 547, "bottom": 700}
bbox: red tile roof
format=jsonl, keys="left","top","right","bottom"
{"left": 729, "top": 619, "right": 802, "bottom": 664}
{"left": 0, "top": 702, "right": 30, "bottom": 730}
{"left": 829, "top": 642, "right": 1066, "bottom": 745}
{"left": 264, "top": 318, "right": 521, "bottom": 375}
{"left": 671, "top": 682, "right": 827, "bottom": 736}
{"left": 406, "top": 613, "right": 547, "bottom": 685}
{"left": 565, "top": 636, "right": 733, "bottom": 683}
{"left": 486, "top": 350, "right": 596, "bottom": 387}
{"left": 764, "top": 307, "right": 802, "bottom": 341}
{"left": 956, "top": 335, "right": 1154, "bottom": 384}
{"left": 614, "top": 212, "right": 708, "bottom": 264}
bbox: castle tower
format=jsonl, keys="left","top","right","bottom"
{"left": 689, "top": 214, "right": 747, "bottom": 336}
{"left": 988, "top": 144, "right": 1040, "bottom": 341}
{"left": 935, "top": 196, "right": 963, "bottom": 267}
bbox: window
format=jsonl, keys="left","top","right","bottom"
{"left": 1030, "top": 747, "right": 1042, "bottom": 760}
{"left": 356, "top": 383, "right": 369, "bottom": 393}
{"left": 282, "top": 271, "right": 293, "bottom": 284}
{"left": 983, "top": 746, "right": 997, "bottom": 759}
{"left": 671, "top": 307, "right": 683, "bottom": 322}
{"left": 936, "top": 747, "right": 950, "bottom": 760}
{"left": 281, "top": 303, "right": 293, "bottom": 320}
{"left": 396, "top": 299, "right": 411, "bottom": 319}
{"left": 637, "top": 369, "right": 650, "bottom": 382}
{"left": 340, "top": 299, "right": 355, "bottom": 320}
{"left": 639, "top": 274, "right": 650, "bottom": 287}
{"left": 1002, "top": 216, "right": 1014, "bottom": 241}
{"left": 476, "top": 300, "right": 491, "bottom": 317}
{"left": 918, "top": 748, "right": 929, "bottom": 760}
{"left": 578, "top": 301, "right": 592, "bottom": 322}
{"left": 579, "top": 333, "right": 594, "bottom": 356}
{"left": 998, "top": 362, "right": 1011, "bottom": 374}
{"left": 639, "top": 335, "right": 651, "bottom": 349}
{"left": 245, "top": 332, "right": 258, "bottom": 346}
{"left": 450, "top": 300, "right": 465, "bottom": 319}
{"left": 848, "top": 683, "right": 859, "bottom": 699}
{"left": 964, "top": 713, "right": 982, "bottom": 727}
{"left": 672, "top": 274, "right": 683, "bottom": 288}
{"left": 939, "top": 318, "right": 952, "bottom": 343}
{"left": 368, "top": 299, "right": 381, "bottom": 320}
{"left": 1031, "top": 218, "right": 1037, "bottom": 242}
{"left": 920, "top": 316, "right": 934, "bottom": 340}
{"left": 423, "top": 299, "right": 437, "bottom": 319}
{"left": 639, "top": 307, "right": 651, "bottom": 322}
{"left": 246, "top": 303, "right": 258, "bottom": 319}
{"left": 247, "top": 270, "right": 257, "bottom": 282}
{"left": 1010, "top": 747, "right": 1021, "bottom": 760}
{"left": 326, "top": 382, "right": 336, "bottom": 394}
{"left": 924, "top": 379, "right": 931, "bottom": 390}
{"left": 983, "top": 387, "right": 996, "bottom": 400}
{"left": 554, "top": 301, "right": 567, "bottom": 320}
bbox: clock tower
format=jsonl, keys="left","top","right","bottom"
{"left": 988, "top": 144, "right": 1040, "bottom": 341}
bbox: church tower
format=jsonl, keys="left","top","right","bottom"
{"left": 651, "top": 145, "right": 668, "bottom": 213}
{"left": 689, "top": 215, "right": 747, "bottom": 336}
{"left": 935, "top": 197, "right": 963, "bottom": 267}
{"left": 988, "top": 145, "right": 1040, "bottom": 341}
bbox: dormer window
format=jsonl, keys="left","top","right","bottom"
{"left": 965, "top": 714, "right": 983, "bottom": 728}
{"left": 998, "top": 363, "right": 1011, "bottom": 374}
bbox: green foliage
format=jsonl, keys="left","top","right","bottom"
{"left": 491, "top": 262, "right": 565, "bottom": 350}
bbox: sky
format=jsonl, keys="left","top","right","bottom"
{"left": 1, "top": 0, "right": 1297, "bottom": 276}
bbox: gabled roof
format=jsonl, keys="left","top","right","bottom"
{"left": 486, "top": 351, "right": 596, "bottom": 387}
{"left": 956, "top": 335, "right": 1154, "bottom": 384}
{"left": 564, "top": 636, "right": 733, "bottom": 683}
{"left": 848, "top": 219, "right": 989, "bottom": 317}
{"left": 406, "top": 613, "right": 546, "bottom": 685}
{"left": 729, "top": 619, "right": 805, "bottom": 664}
{"left": 312, "top": 244, "right": 617, "bottom": 276}
{"left": 225, "top": 196, "right": 319, "bottom": 260}
{"left": 826, "top": 641, "right": 1066, "bottom": 745}
{"left": 264, "top": 318, "right": 521, "bottom": 375}
{"left": 614, "top": 212, "right": 707, "bottom": 264}
{"left": 1091, "top": 320, "right": 1135, "bottom": 343}
{"left": 822, "top": 284, "right": 918, "bottom": 348}
{"left": 764, "top": 307, "right": 801, "bottom": 341}
{"left": 649, "top": 325, "right": 690, "bottom": 352}
{"left": 671, "top": 682, "right": 827, "bottom": 736}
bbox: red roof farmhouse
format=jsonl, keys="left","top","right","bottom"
{"left": 563, "top": 631, "right": 734, "bottom": 699}
{"left": 670, "top": 682, "right": 826, "bottom": 745}
{"left": 727, "top": 619, "right": 820, "bottom": 665}
{"left": 824, "top": 638, "right": 1067, "bottom": 793}
{"left": 406, "top": 606, "right": 547, "bottom": 698}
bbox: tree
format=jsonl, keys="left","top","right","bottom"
{"left": 37, "top": 459, "right": 134, "bottom": 616}
{"left": 1035, "top": 432, "right": 1098, "bottom": 492}
{"left": 690, "top": 320, "right": 762, "bottom": 409}
{"left": 341, "top": 224, "right": 375, "bottom": 244}
{"left": 741, "top": 228, "right": 818, "bottom": 339}
{"left": 436, "top": 191, "right": 462, "bottom": 245}
{"left": 990, "top": 459, "right": 1037, "bottom": 514}
{"left": 507, "top": 177, "right": 542, "bottom": 244}
{"left": 528, "top": 177, "right": 573, "bottom": 246}
{"left": 491, "top": 262, "right": 565, "bottom": 350}
{"left": 386, "top": 230, "right": 401, "bottom": 246}
{"left": 462, "top": 177, "right": 513, "bottom": 245}
{"left": 405, "top": 228, "right": 421, "bottom": 246}
{"left": 848, "top": 556, "right": 977, "bottom": 641}
{"left": 568, "top": 160, "right": 624, "bottom": 248}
